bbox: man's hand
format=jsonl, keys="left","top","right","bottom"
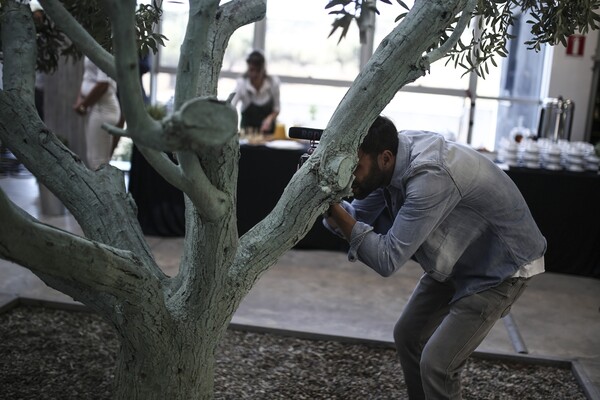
{"left": 325, "top": 203, "right": 356, "bottom": 241}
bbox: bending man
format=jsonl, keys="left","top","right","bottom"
{"left": 324, "top": 116, "right": 546, "bottom": 399}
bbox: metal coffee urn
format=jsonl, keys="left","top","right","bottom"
{"left": 537, "top": 96, "right": 575, "bottom": 142}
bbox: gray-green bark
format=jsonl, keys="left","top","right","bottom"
{"left": 0, "top": 0, "right": 596, "bottom": 398}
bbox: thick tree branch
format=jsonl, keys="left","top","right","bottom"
{"left": 0, "top": 3, "right": 158, "bottom": 274}
{"left": 163, "top": 0, "right": 263, "bottom": 224}
{"left": 427, "top": 0, "right": 476, "bottom": 64}
{"left": 136, "top": 145, "right": 184, "bottom": 185}
{"left": 0, "top": 1, "right": 36, "bottom": 99}
{"left": 230, "top": 169, "right": 329, "bottom": 286}
{"left": 214, "top": 0, "right": 266, "bottom": 50}
{"left": 178, "top": 152, "right": 230, "bottom": 221}
{"left": 0, "top": 187, "right": 158, "bottom": 309}
{"left": 315, "top": 0, "right": 469, "bottom": 189}
{"left": 101, "top": 0, "right": 159, "bottom": 136}
{"left": 163, "top": 0, "right": 256, "bottom": 312}
{"left": 0, "top": 91, "right": 163, "bottom": 281}
{"left": 199, "top": 0, "right": 266, "bottom": 93}
{"left": 0, "top": 0, "right": 170, "bottom": 321}
{"left": 174, "top": 0, "right": 220, "bottom": 108}
{"left": 104, "top": 96, "right": 238, "bottom": 152}
{"left": 38, "top": 0, "right": 115, "bottom": 78}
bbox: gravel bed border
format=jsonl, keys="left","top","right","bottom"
{"left": 0, "top": 296, "right": 594, "bottom": 399}
{"left": 228, "top": 321, "right": 598, "bottom": 399}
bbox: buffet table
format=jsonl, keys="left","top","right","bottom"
{"left": 505, "top": 167, "right": 600, "bottom": 278}
{"left": 128, "top": 143, "right": 347, "bottom": 250}
{"left": 129, "top": 145, "right": 599, "bottom": 278}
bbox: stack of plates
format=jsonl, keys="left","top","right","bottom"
{"left": 560, "top": 142, "right": 597, "bottom": 172}
{"left": 584, "top": 154, "right": 600, "bottom": 172}
{"left": 563, "top": 147, "right": 585, "bottom": 172}
{"left": 518, "top": 140, "right": 541, "bottom": 169}
{"left": 498, "top": 138, "right": 599, "bottom": 173}
{"left": 497, "top": 139, "right": 519, "bottom": 167}
{"left": 538, "top": 141, "right": 562, "bottom": 170}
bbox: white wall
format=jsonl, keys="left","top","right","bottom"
{"left": 547, "top": 30, "right": 599, "bottom": 142}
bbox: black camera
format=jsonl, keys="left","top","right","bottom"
{"left": 288, "top": 127, "right": 324, "bottom": 168}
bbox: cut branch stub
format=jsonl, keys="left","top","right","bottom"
{"left": 165, "top": 97, "right": 238, "bottom": 150}
{"left": 319, "top": 154, "right": 355, "bottom": 196}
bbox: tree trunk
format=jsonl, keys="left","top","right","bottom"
{"left": 112, "top": 321, "right": 222, "bottom": 400}
{"left": 114, "top": 345, "right": 217, "bottom": 399}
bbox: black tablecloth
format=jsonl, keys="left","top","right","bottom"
{"left": 128, "top": 144, "right": 347, "bottom": 250}
{"left": 505, "top": 167, "right": 600, "bottom": 278}
{"left": 236, "top": 145, "right": 347, "bottom": 250}
{"left": 128, "top": 146, "right": 185, "bottom": 237}
{"left": 128, "top": 145, "right": 600, "bottom": 278}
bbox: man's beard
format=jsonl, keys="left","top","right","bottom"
{"left": 352, "top": 163, "right": 386, "bottom": 200}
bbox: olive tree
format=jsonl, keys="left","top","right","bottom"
{"left": 0, "top": 0, "right": 597, "bottom": 398}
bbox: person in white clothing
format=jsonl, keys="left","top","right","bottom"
{"left": 73, "top": 57, "right": 120, "bottom": 169}
{"left": 231, "top": 50, "right": 280, "bottom": 134}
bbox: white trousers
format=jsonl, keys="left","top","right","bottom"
{"left": 85, "top": 96, "right": 120, "bottom": 170}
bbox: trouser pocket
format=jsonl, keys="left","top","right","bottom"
{"left": 485, "top": 277, "right": 529, "bottom": 317}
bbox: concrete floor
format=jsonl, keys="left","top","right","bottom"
{"left": 1, "top": 173, "right": 599, "bottom": 398}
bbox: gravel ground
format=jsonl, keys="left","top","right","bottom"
{"left": 0, "top": 305, "right": 586, "bottom": 400}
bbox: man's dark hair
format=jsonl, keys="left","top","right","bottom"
{"left": 360, "top": 116, "right": 398, "bottom": 157}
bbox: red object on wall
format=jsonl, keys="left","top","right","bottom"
{"left": 566, "top": 35, "right": 586, "bottom": 56}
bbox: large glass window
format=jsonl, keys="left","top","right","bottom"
{"left": 383, "top": 92, "right": 470, "bottom": 141}
{"left": 153, "top": 1, "right": 550, "bottom": 150}
{"left": 264, "top": 1, "right": 360, "bottom": 81}
{"left": 485, "top": 10, "right": 548, "bottom": 149}
{"left": 158, "top": 2, "right": 188, "bottom": 70}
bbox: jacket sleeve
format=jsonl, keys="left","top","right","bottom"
{"left": 351, "top": 166, "right": 461, "bottom": 276}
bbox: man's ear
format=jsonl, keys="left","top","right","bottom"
{"left": 378, "top": 150, "right": 395, "bottom": 171}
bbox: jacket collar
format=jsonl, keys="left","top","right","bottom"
{"left": 388, "top": 132, "right": 411, "bottom": 189}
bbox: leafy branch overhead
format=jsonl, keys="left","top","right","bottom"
{"left": 326, "top": 0, "right": 600, "bottom": 77}
{"left": 29, "top": 0, "right": 167, "bottom": 73}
